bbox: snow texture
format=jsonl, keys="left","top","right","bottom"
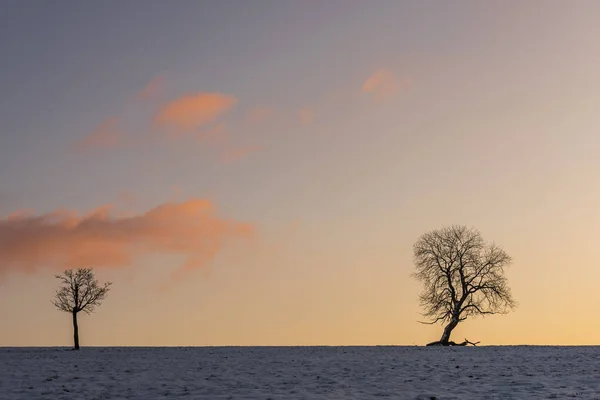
{"left": 1, "top": 346, "right": 600, "bottom": 399}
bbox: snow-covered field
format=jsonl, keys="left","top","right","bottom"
{"left": 1, "top": 346, "right": 600, "bottom": 399}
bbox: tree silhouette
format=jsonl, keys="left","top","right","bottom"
{"left": 52, "top": 268, "right": 111, "bottom": 350}
{"left": 412, "top": 225, "right": 516, "bottom": 346}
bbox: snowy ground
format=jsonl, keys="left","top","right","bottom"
{"left": 1, "top": 346, "right": 600, "bottom": 399}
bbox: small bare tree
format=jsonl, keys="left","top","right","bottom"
{"left": 412, "top": 225, "right": 515, "bottom": 346}
{"left": 52, "top": 268, "right": 111, "bottom": 350}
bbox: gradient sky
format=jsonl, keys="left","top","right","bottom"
{"left": 1, "top": 1, "right": 600, "bottom": 346}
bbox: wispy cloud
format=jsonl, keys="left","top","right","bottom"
{"left": 73, "top": 117, "right": 123, "bottom": 152}
{"left": 138, "top": 76, "right": 164, "bottom": 100}
{"left": 0, "top": 199, "right": 254, "bottom": 280}
{"left": 362, "top": 69, "right": 411, "bottom": 101}
{"left": 154, "top": 93, "right": 238, "bottom": 136}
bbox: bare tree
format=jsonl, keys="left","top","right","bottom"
{"left": 412, "top": 225, "right": 516, "bottom": 346}
{"left": 52, "top": 268, "right": 111, "bottom": 350}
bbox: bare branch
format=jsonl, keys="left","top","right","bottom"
{"left": 413, "top": 225, "right": 516, "bottom": 344}
{"left": 52, "top": 268, "right": 112, "bottom": 315}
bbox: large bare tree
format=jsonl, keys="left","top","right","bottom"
{"left": 52, "top": 268, "right": 111, "bottom": 350}
{"left": 412, "top": 225, "right": 515, "bottom": 346}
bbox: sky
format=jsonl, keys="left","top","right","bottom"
{"left": 1, "top": 0, "right": 600, "bottom": 346}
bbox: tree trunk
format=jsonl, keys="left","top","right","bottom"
{"left": 72, "top": 311, "right": 80, "bottom": 350}
{"left": 440, "top": 317, "right": 459, "bottom": 345}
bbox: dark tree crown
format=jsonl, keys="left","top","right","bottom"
{"left": 52, "top": 268, "right": 111, "bottom": 314}
{"left": 412, "top": 225, "right": 516, "bottom": 325}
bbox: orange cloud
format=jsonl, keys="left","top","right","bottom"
{"left": 362, "top": 69, "right": 411, "bottom": 100}
{"left": 220, "top": 145, "right": 262, "bottom": 164}
{"left": 155, "top": 93, "right": 238, "bottom": 135}
{"left": 138, "top": 76, "right": 164, "bottom": 100}
{"left": 6, "top": 209, "right": 36, "bottom": 220}
{"left": 73, "top": 118, "right": 122, "bottom": 151}
{"left": 298, "top": 108, "right": 316, "bottom": 125}
{"left": 0, "top": 199, "right": 254, "bottom": 280}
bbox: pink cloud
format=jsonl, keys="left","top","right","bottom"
{"left": 73, "top": 118, "right": 123, "bottom": 152}
{"left": 0, "top": 199, "right": 254, "bottom": 280}
{"left": 154, "top": 93, "right": 238, "bottom": 135}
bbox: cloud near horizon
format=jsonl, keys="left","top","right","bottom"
{"left": 0, "top": 199, "right": 254, "bottom": 280}
{"left": 73, "top": 118, "right": 123, "bottom": 152}
{"left": 154, "top": 93, "right": 238, "bottom": 136}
